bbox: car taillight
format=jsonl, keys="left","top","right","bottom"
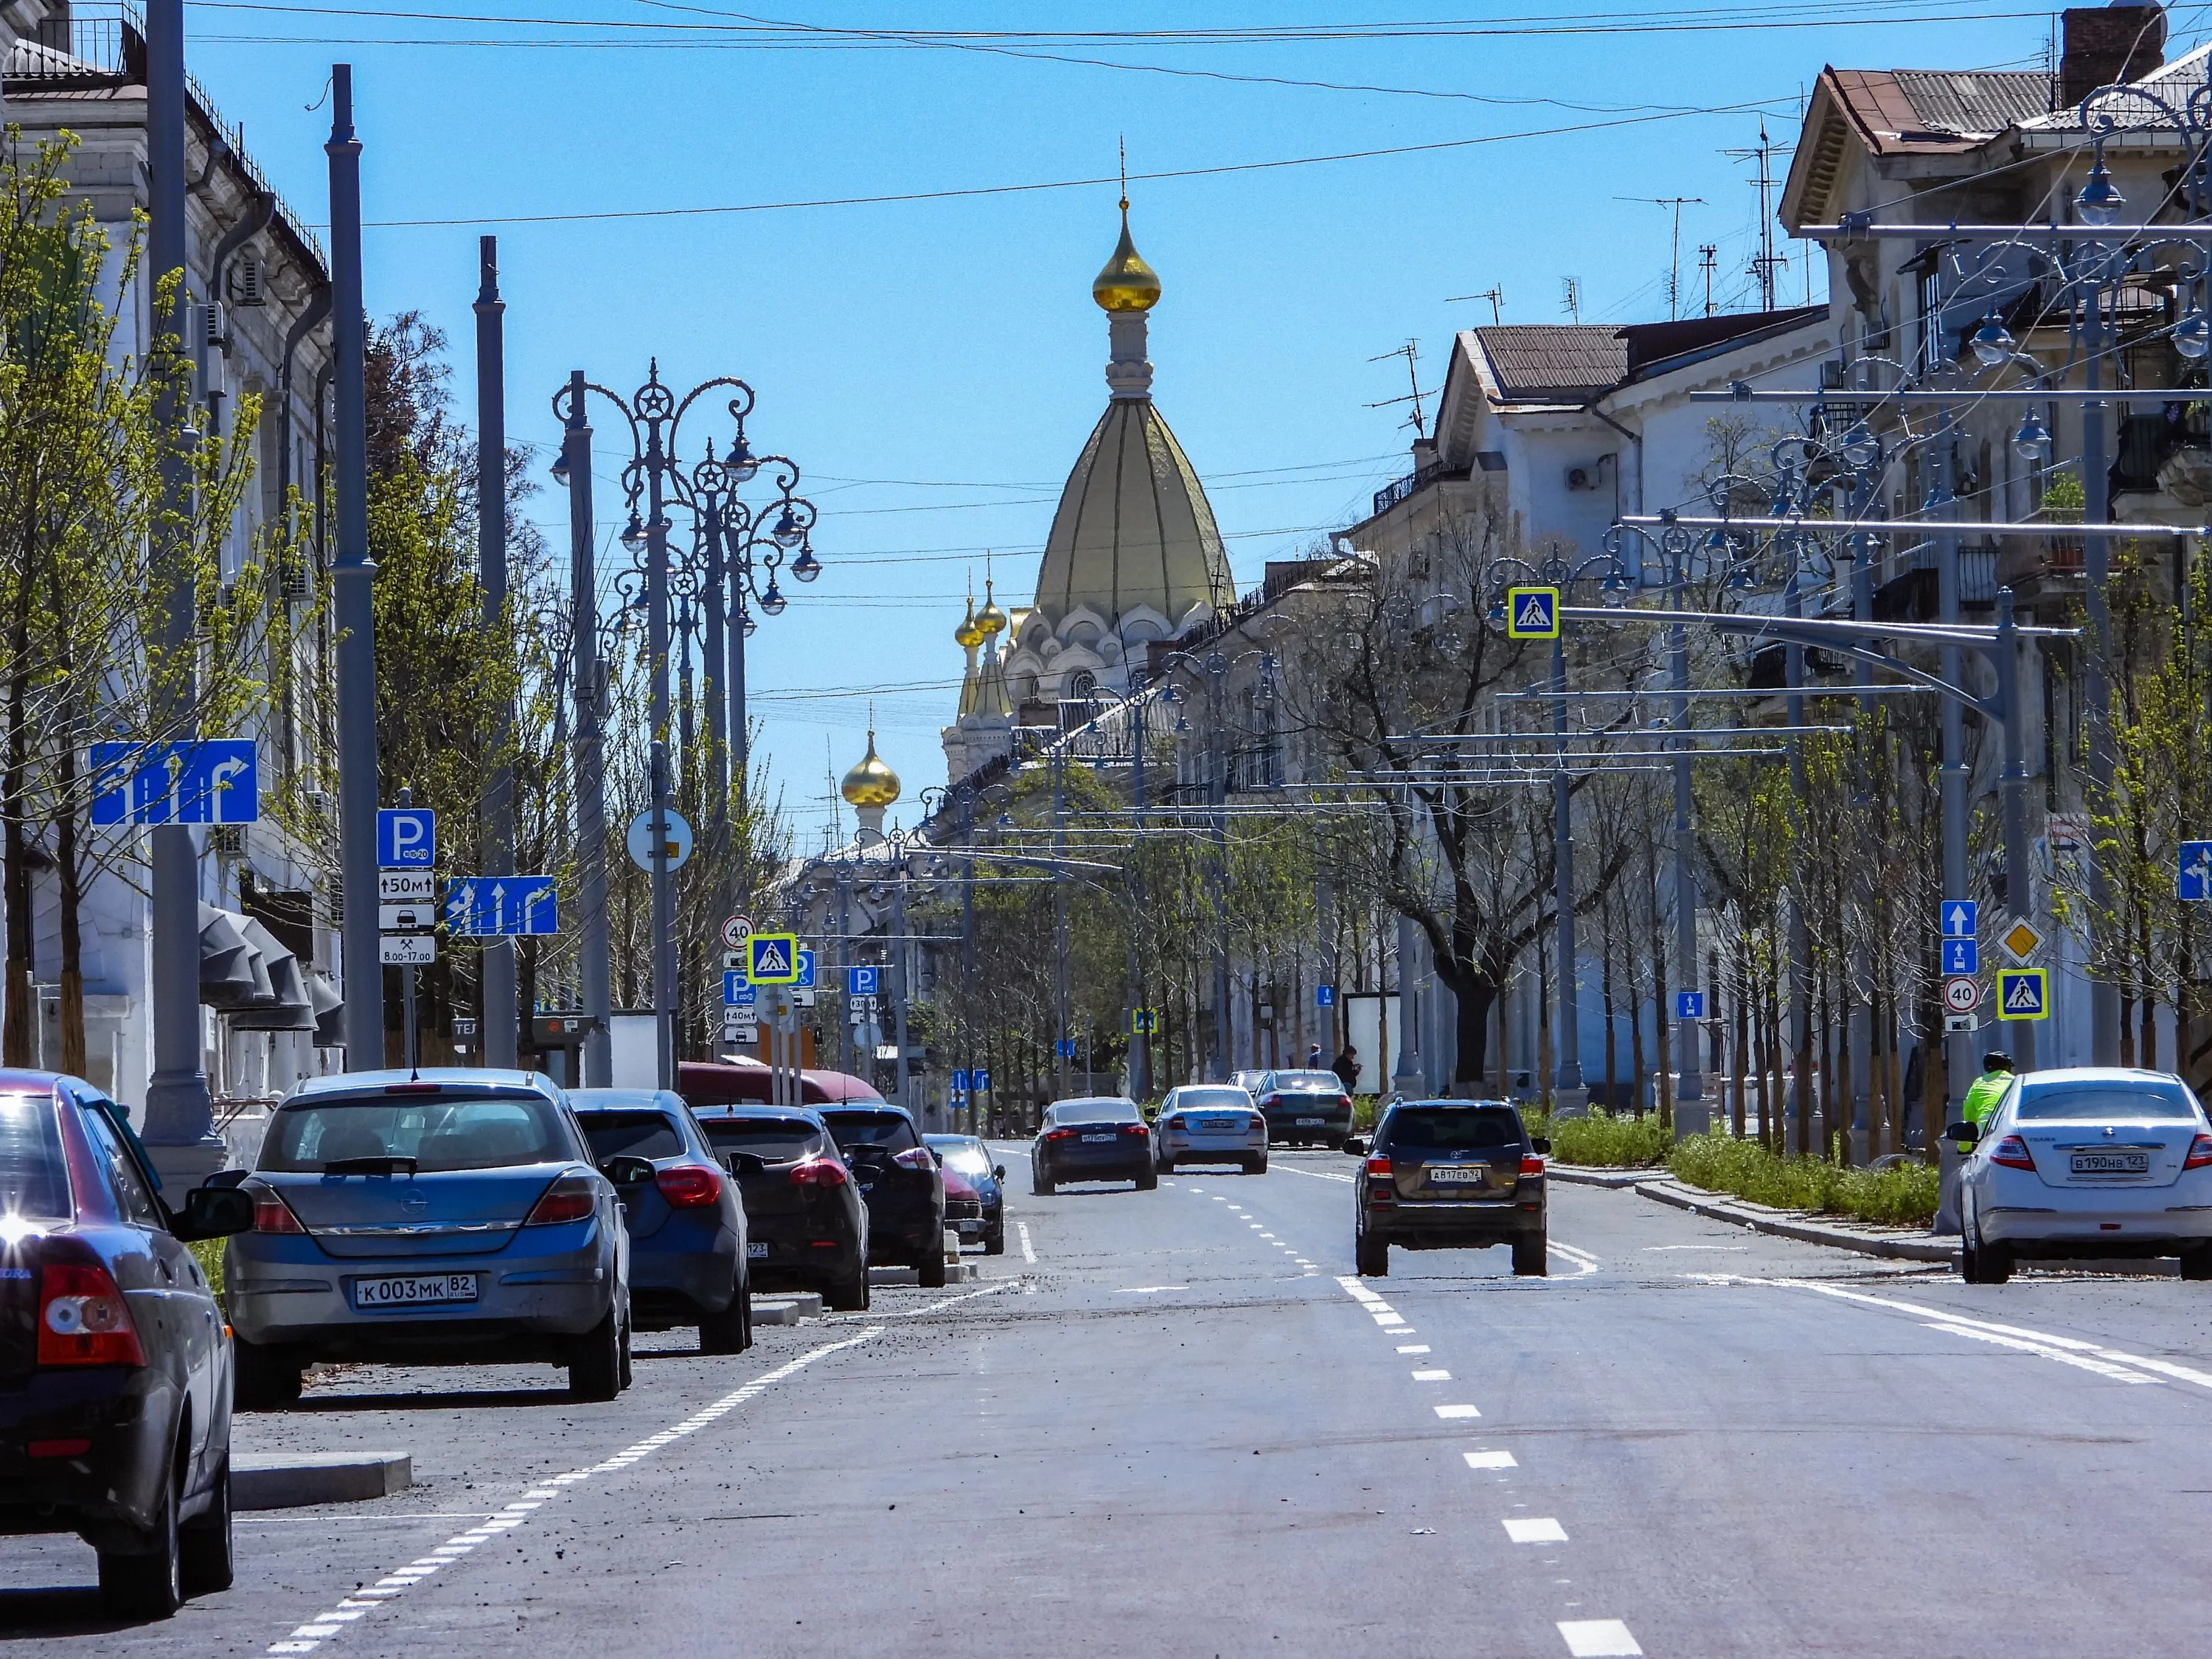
{"left": 525, "top": 1173, "right": 597, "bottom": 1225}
{"left": 2187, "top": 1134, "right": 2212, "bottom": 1170}
{"left": 1046, "top": 1127, "right": 1077, "bottom": 1141}
{"left": 1520, "top": 1155, "right": 1545, "bottom": 1178}
{"left": 654, "top": 1164, "right": 723, "bottom": 1208}
{"left": 1122, "top": 1123, "right": 1148, "bottom": 1136}
{"left": 790, "top": 1157, "right": 849, "bottom": 1188}
{"left": 1260, "top": 1096, "right": 1280, "bottom": 1109}
{"left": 1990, "top": 1135, "right": 2036, "bottom": 1171}
{"left": 892, "top": 1146, "right": 936, "bottom": 1172}
{"left": 37, "top": 1264, "right": 145, "bottom": 1368}
{"left": 1366, "top": 1155, "right": 1392, "bottom": 1178}
{"left": 1166, "top": 1116, "right": 1186, "bottom": 1131}
{"left": 248, "top": 1182, "right": 305, "bottom": 1234}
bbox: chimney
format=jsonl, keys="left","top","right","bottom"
{"left": 2059, "top": 4, "right": 2167, "bottom": 110}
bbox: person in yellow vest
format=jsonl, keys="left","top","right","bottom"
{"left": 1957, "top": 1051, "right": 2014, "bottom": 1150}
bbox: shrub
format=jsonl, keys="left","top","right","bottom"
{"left": 1544, "top": 1108, "right": 1671, "bottom": 1168}
{"left": 1669, "top": 1134, "right": 1938, "bottom": 1227}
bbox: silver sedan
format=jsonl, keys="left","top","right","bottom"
{"left": 1955, "top": 1066, "right": 2212, "bottom": 1283}
{"left": 1152, "top": 1085, "right": 1267, "bottom": 1175}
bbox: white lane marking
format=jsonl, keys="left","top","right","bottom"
{"left": 262, "top": 1329, "right": 880, "bottom": 1655}
{"left": 1434, "top": 1403, "right": 1482, "bottom": 1419}
{"left": 1548, "top": 1241, "right": 1601, "bottom": 1275}
{"left": 1018, "top": 1222, "right": 1037, "bottom": 1264}
{"left": 1504, "top": 1517, "right": 1568, "bottom": 1543}
{"left": 1397, "top": 1344, "right": 1431, "bottom": 1354}
{"left": 1644, "top": 1244, "right": 1749, "bottom": 1252}
{"left": 1338, "top": 1277, "right": 1384, "bottom": 1301}
{"left": 1559, "top": 1619, "right": 1643, "bottom": 1657}
{"left": 1411, "top": 1368, "right": 1451, "bottom": 1381}
{"left": 834, "top": 1281, "right": 1013, "bottom": 1321}
{"left": 1464, "top": 1450, "right": 1517, "bottom": 1470}
{"left": 1276, "top": 1164, "right": 1355, "bottom": 1183}
{"left": 1118, "top": 1284, "right": 1190, "bottom": 1294}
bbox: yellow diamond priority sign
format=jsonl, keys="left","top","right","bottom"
{"left": 1996, "top": 967, "right": 2049, "bottom": 1021}
{"left": 1998, "top": 917, "right": 2045, "bottom": 963}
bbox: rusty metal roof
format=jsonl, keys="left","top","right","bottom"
{"left": 1470, "top": 326, "right": 1630, "bottom": 404}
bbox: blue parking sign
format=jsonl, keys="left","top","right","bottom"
{"left": 847, "top": 965, "right": 879, "bottom": 997}
{"left": 378, "top": 807, "right": 437, "bottom": 868}
{"left": 723, "top": 973, "right": 757, "bottom": 1007}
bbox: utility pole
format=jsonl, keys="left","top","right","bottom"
{"left": 1728, "top": 126, "right": 1788, "bottom": 311}
{"left": 474, "top": 237, "right": 517, "bottom": 1069}
{"left": 1617, "top": 197, "right": 1705, "bottom": 321}
{"left": 329, "top": 64, "right": 383, "bottom": 1074}
{"left": 557, "top": 372, "right": 610, "bottom": 1085}
{"left": 1698, "top": 246, "right": 1719, "bottom": 316}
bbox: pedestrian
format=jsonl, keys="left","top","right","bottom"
{"left": 1957, "top": 1050, "right": 2014, "bottom": 1149}
{"left": 1331, "top": 1044, "right": 1360, "bottom": 1095}
{"left": 1307, "top": 1043, "right": 1324, "bottom": 1068}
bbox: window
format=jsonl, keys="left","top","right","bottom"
{"left": 698, "top": 1119, "right": 829, "bottom": 1163}
{"left": 821, "top": 1110, "right": 921, "bottom": 1152}
{"left": 578, "top": 1112, "right": 686, "bottom": 1162}
{"left": 2014, "top": 1083, "right": 2203, "bottom": 1123}
{"left": 0, "top": 1093, "right": 71, "bottom": 1221}
{"left": 1174, "top": 1088, "right": 1252, "bottom": 1110}
{"left": 262, "top": 1093, "right": 577, "bottom": 1172}
{"left": 1380, "top": 1106, "right": 1525, "bottom": 1152}
{"left": 80, "top": 1105, "right": 164, "bottom": 1228}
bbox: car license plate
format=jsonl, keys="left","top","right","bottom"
{"left": 1082, "top": 1133, "right": 1116, "bottom": 1143}
{"left": 1201, "top": 1118, "right": 1238, "bottom": 1131}
{"left": 352, "top": 1273, "right": 477, "bottom": 1310}
{"left": 747, "top": 1241, "right": 769, "bottom": 1259}
{"left": 1428, "top": 1166, "right": 1487, "bottom": 1183}
{"left": 1296, "top": 1116, "right": 1325, "bottom": 1127}
{"left": 2070, "top": 1151, "right": 2149, "bottom": 1175}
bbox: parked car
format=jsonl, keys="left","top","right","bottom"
{"left": 1228, "top": 1070, "right": 1270, "bottom": 1096}
{"left": 1954, "top": 1067, "right": 2212, "bottom": 1283}
{"left": 678, "top": 1060, "right": 886, "bottom": 1107}
{"left": 0, "top": 1070, "right": 256, "bottom": 1618}
{"left": 1348, "top": 1100, "right": 1549, "bottom": 1278}
{"left": 225, "top": 1070, "right": 631, "bottom": 1406}
{"left": 1152, "top": 1085, "right": 1267, "bottom": 1174}
{"left": 571, "top": 1089, "right": 751, "bottom": 1353}
{"left": 925, "top": 1133, "right": 1006, "bottom": 1253}
{"left": 690, "top": 1104, "right": 872, "bottom": 1310}
{"left": 819, "top": 1104, "right": 947, "bottom": 1287}
{"left": 1253, "top": 1070, "right": 1355, "bottom": 1150}
{"left": 1032, "top": 1097, "right": 1156, "bottom": 1193}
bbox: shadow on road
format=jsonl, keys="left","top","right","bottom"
{"left": 0, "top": 1585, "right": 133, "bottom": 1639}
{"left": 292, "top": 1385, "right": 571, "bottom": 1412}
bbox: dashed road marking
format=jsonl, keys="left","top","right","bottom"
{"left": 1558, "top": 1619, "right": 1642, "bottom": 1656}
{"left": 1505, "top": 1516, "right": 1568, "bottom": 1543}
{"left": 1276, "top": 1164, "right": 1355, "bottom": 1183}
{"left": 1464, "top": 1450, "right": 1517, "bottom": 1470}
{"left": 1411, "top": 1368, "right": 1451, "bottom": 1381}
{"left": 1018, "top": 1222, "right": 1037, "bottom": 1264}
{"left": 1434, "top": 1403, "right": 1482, "bottom": 1419}
{"left": 1397, "top": 1343, "right": 1431, "bottom": 1354}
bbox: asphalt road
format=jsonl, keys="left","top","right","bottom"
{"left": 7, "top": 1150, "right": 2212, "bottom": 1655}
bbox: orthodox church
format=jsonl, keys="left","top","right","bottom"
{"left": 939, "top": 201, "right": 1236, "bottom": 782}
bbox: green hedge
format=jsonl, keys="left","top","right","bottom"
{"left": 1667, "top": 1135, "right": 1939, "bottom": 1227}
{"left": 1540, "top": 1108, "right": 1672, "bottom": 1169}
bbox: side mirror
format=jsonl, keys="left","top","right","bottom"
{"left": 1531, "top": 1137, "right": 1552, "bottom": 1155}
{"left": 993, "top": 1165, "right": 1008, "bottom": 1182}
{"left": 1944, "top": 1121, "right": 1980, "bottom": 1146}
{"left": 173, "top": 1185, "right": 254, "bottom": 1242}
{"left": 203, "top": 1168, "right": 250, "bottom": 1191}
{"left": 1343, "top": 1135, "right": 1368, "bottom": 1158}
{"left": 600, "top": 1154, "right": 656, "bottom": 1186}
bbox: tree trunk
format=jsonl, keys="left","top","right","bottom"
{"left": 1629, "top": 970, "right": 1646, "bottom": 1121}
{"left": 1601, "top": 946, "right": 1618, "bottom": 1113}
{"left": 1731, "top": 939, "right": 1748, "bottom": 1141}
{"left": 1868, "top": 987, "right": 1888, "bottom": 1163}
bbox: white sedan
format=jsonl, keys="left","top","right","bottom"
{"left": 1152, "top": 1085, "right": 1267, "bottom": 1175}
{"left": 1955, "top": 1067, "right": 2212, "bottom": 1283}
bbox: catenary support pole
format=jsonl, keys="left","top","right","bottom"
{"left": 646, "top": 408, "right": 675, "bottom": 1085}
{"left": 2082, "top": 286, "right": 2119, "bottom": 1065}
{"left": 1995, "top": 590, "right": 2038, "bottom": 1071}
{"left": 474, "top": 237, "right": 517, "bottom": 1069}
{"left": 1551, "top": 631, "right": 1582, "bottom": 1094}
{"left": 561, "top": 372, "right": 611, "bottom": 1085}
{"left": 1935, "top": 418, "right": 1970, "bottom": 1230}
{"left": 1670, "top": 557, "right": 1705, "bottom": 1130}
{"left": 329, "top": 65, "right": 383, "bottom": 1074}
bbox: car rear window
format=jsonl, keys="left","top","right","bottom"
{"left": 1049, "top": 1099, "right": 1141, "bottom": 1124}
{"left": 821, "top": 1110, "right": 921, "bottom": 1152}
{"left": 261, "top": 1093, "right": 577, "bottom": 1173}
{"left": 1175, "top": 1089, "right": 1251, "bottom": 1110}
{"left": 928, "top": 1140, "right": 993, "bottom": 1176}
{"left": 1268, "top": 1072, "right": 1343, "bottom": 1093}
{"left": 1381, "top": 1106, "right": 1524, "bottom": 1151}
{"left": 698, "top": 1118, "right": 829, "bottom": 1163}
{"left": 578, "top": 1112, "right": 686, "bottom": 1162}
{"left": 0, "top": 1093, "right": 70, "bottom": 1220}
{"left": 2014, "top": 1083, "right": 2203, "bottom": 1122}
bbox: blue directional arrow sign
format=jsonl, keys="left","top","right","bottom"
{"left": 377, "top": 807, "right": 437, "bottom": 868}
{"left": 1676, "top": 990, "right": 1706, "bottom": 1020}
{"left": 1055, "top": 1038, "right": 1077, "bottom": 1059}
{"left": 2182, "top": 842, "right": 2212, "bottom": 902}
{"left": 1942, "top": 938, "right": 1980, "bottom": 975}
{"left": 1315, "top": 984, "right": 1336, "bottom": 1008}
{"left": 973, "top": 1068, "right": 991, "bottom": 1092}
{"left": 443, "top": 876, "right": 557, "bottom": 936}
{"left": 951, "top": 1069, "right": 970, "bottom": 1092}
{"left": 846, "top": 964, "right": 880, "bottom": 997}
{"left": 722, "top": 973, "right": 757, "bottom": 1008}
{"left": 1940, "top": 899, "right": 1978, "bottom": 939}
{"left": 91, "top": 740, "right": 260, "bottom": 827}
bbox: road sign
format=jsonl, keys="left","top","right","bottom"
{"left": 443, "top": 876, "right": 557, "bottom": 936}
{"left": 1998, "top": 917, "right": 2045, "bottom": 963}
{"left": 375, "top": 806, "right": 435, "bottom": 867}
{"left": 793, "top": 948, "right": 816, "bottom": 990}
{"left": 793, "top": 989, "right": 817, "bottom": 1008}
{"left": 973, "top": 1068, "right": 991, "bottom": 1092}
{"left": 847, "top": 965, "right": 880, "bottom": 997}
{"left": 453, "top": 1018, "right": 479, "bottom": 1038}
{"left": 1131, "top": 1007, "right": 1158, "bottom": 1035}
{"left": 1055, "top": 1037, "right": 1077, "bottom": 1059}
{"left": 1315, "top": 984, "right": 1335, "bottom": 1008}
{"left": 758, "top": 984, "right": 797, "bottom": 1024}
{"left": 1997, "top": 967, "right": 2050, "bottom": 1020}
{"left": 748, "top": 933, "right": 801, "bottom": 984}
{"left": 2046, "top": 812, "right": 2093, "bottom": 855}
{"left": 378, "top": 902, "right": 435, "bottom": 933}
{"left": 1941, "top": 939, "right": 1980, "bottom": 976}
{"left": 1505, "top": 585, "right": 1560, "bottom": 640}
{"left": 720, "top": 914, "right": 754, "bottom": 950}
{"left": 378, "top": 934, "right": 436, "bottom": 966}
{"left": 378, "top": 869, "right": 435, "bottom": 902}
{"left": 626, "top": 808, "right": 695, "bottom": 873}
{"left": 722, "top": 973, "right": 757, "bottom": 1008}
{"left": 1676, "top": 990, "right": 1705, "bottom": 1020}
{"left": 1940, "top": 900, "right": 1978, "bottom": 939}
{"left": 952, "top": 1069, "right": 970, "bottom": 1092}
{"left": 724, "top": 1023, "right": 759, "bottom": 1044}
{"left": 89, "top": 740, "right": 260, "bottom": 827}
{"left": 2183, "top": 842, "right": 2212, "bottom": 902}
{"left": 1944, "top": 1013, "right": 1979, "bottom": 1034}
{"left": 1944, "top": 975, "right": 1983, "bottom": 1014}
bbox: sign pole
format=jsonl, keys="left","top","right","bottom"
{"left": 474, "top": 235, "right": 518, "bottom": 1071}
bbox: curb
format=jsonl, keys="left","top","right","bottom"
{"left": 1547, "top": 1164, "right": 1654, "bottom": 1189}
{"left": 1634, "top": 1178, "right": 1955, "bottom": 1263}
{"left": 753, "top": 1293, "right": 823, "bottom": 1325}
{"left": 233, "top": 1452, "right": 411, "bottom": 1511}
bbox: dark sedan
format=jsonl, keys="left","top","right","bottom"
{"left": 1032, "top": 1097, "right": 1156, "bottom": 1194}
{"left": 821, "top": 1105, "right": 947, "bottom": 1287}
{"left": 689, "top": 1105, "right": 872, "bottom": 1312}
{"left": 925, "top": 1133, "right": 1006, "bottom": 1254}
{"left": 1253, "top": 1070, "right": 1356, "bottom": 1150}
{"left": 571, "top": 1090, "right": 751, "bottom": 1354}
{"left": 1348, "top": 1100, "right": 1548, "bottom": 1278}
{"left": 0, "top": 1070, "right": 255, "bottom": 1619}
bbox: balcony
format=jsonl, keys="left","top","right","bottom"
{"left": 1371, "top": 462, "right": 1470, "bottom": 519}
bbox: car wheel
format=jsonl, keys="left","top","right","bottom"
{"left": 99, "top": 1452, "right": 182, "bottom": 1620}
{"left": 1982, "top": 1242, "right": 2014, "bottom": 1284}
{"left": 1245, "top": 1155, "right": 1267, "bottom": 1175}
{"left": 1512, "top": 1234, "right": 1549, "bottom": 1277}
{"left": 232, "top": 1336, "right": 302, "bottom": 1411}
{"left": 568, "top": 1306, "right": 624, "bottom": 1402}
{"left": 919, "top": 1244, "right": 948, "bottom": 1289}
{"left": 1034, "top": 1173, "right": 1056, "bottom": 1196}
{"left": 1157, "top": 1155, "right": 1175, "bottom": 1174}
{"left": 2184, "top": 1246, "right": 2212, "bottom": 1281}
{"left": 984, "top": 1228, "right": 1006, "bottom": 1255}
{"left": 179, "top": 1459, "right": 234, "bottom": 1597}
{"left": 827, "top": 1263, "right": 871, "bottom": 1312}
{"left": 700, "top": 1276, "right": 749, "bottom": 1354}
{"left": 1355, "top": 1232, "right": 1388, "bottom": 1277}
{"left": 1135, "top": 1166, "right": 1158, "bottom": 1191}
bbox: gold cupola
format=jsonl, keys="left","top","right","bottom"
{"left": 954, "top": 592, "right": 984, "bottom": 650}
{"left": 974, "top": 578, "right": 1009, "bottom": 640}
{"left": 840, "top": 732, "right": 901, "bottom": 810}
{"left": 1092, "top": 202, "right": 1161, "bottom": 314}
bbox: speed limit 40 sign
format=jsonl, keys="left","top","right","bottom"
{"left": 1943, "top": 975, "right": 1983, "bottom": 1015}
{"left": 720, "top": 914, "right": 753, "bottom": 952}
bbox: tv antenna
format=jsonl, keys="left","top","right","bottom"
{"left": 1364, "top": 340, "right": 1431, "bottom": 437}
{"left": 1559, "top": 276, "right": 1582, "bottom": 324}
{"left": 1697, "top": 245, "right": 1719, "bottom": 316}
{"left": 1446, "top": 285, "right": 1505, "bottom": 325}
{"left": 1617, "top": 196, "right": 1705, "bottom": 320}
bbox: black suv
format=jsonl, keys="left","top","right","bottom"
{"left": 1348, "top": 1100, "right": 1548, "bottom": 1277}
{"left": 819, "top": 1105, "right": 947, "bottom": 1288}
{"left": 690, "top": 1105, "right": 872, "bottom": 1312}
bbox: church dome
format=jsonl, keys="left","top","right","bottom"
{"left": 1092, "top": 206, "right": 1161, "bottom": 313}
{"left": 954, "top": 595, "right": 984, "bottom": 649}
{"left": 974, "top": 580, "right": 1009, "bottom": 638}
{"left": 841, "top": 733, "right": 901, "bottom": 809}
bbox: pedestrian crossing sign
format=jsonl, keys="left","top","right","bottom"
{"left": 1996, "top": 967, "right": 2049, "bottom": 1021}
{"left": 1131, "top": 1007, "right": 1159, "bottom": 1035}
{"left": 748, "top": 932, "right": 801, "bottom": 984}
{"left": 1506, "top": 585, "right": 1562, "bottom": 640}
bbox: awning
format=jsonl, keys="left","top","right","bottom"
{"left": 307, "top": 973, "right": 344, "bottom": 1047}
{"left": 230, "top": 917, "right": 316, "bottom": 1032}
{"left": 201, "top": 902, "right": 319, "bottom": 1032}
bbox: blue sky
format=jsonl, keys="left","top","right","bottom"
{"left": 176, "top": 1, "right": 2146, "bottom": 849}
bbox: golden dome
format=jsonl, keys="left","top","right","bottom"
{"left": 1092, "top": 205, "right": 1161, "bottom": 313}
{"left": 840, "top": 732, "right": 901, "bottom": 809}
{"left": 974, "top": 579, "right": 1009, "bottom": 638}
{"left": 954, "top": 594, "right": 984, "bottom": 649}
